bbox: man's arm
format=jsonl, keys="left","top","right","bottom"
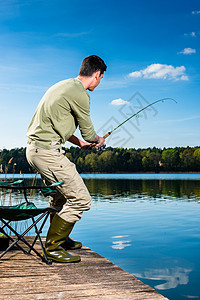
{"left": 70, "top": 91, "right": 96, "bottom": 142}
{"left": 68, "top": 134, "right": 105, "bottom": 149}
{"left": 68, "top": 135, "right": 91, "bottom": 149}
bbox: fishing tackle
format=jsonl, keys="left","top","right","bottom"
{"left": 103, "top": 98, "right": 177, "bottom": 139}
{"left": 94, "top": 98, "right": 177, "bottom": 151}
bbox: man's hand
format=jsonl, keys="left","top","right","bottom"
{"left": 80, "top": 141, "right": 92, "bottom": 150}
{"left": 68, "top": 134, "right": 105, "bottom": 151}
{"left": 96, "top": 136, "right": 105, "bottom": 147}
{"left": 92, "top": 134, "right": 105, "bottom": 148}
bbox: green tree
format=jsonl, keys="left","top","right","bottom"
{"left": 65, "top": 152, "right": 73, "bottom": 161}
{"left": 142, "top": 150, "right": 161, "bottom": 171}
{"left": 1, "top": 146, "right": 200, "bottom": 174}
{"left": 98, "top": 151, "right": 113, "bottom": 172}
{"left": 84, "top": 153, "right": 98, "bottom": 172}
{"left": 194, "top": 148, "right": 200, "bottom": 169}
{"left": 180, "top": 148, "right": 195, "bottom": 171}
{"left": 162, "top": 149, "right": 180, "bottom": 171}
{"left": 76, "top": 157, "right": 84, "bottom": 173}
{"left": 127, "top": 150, "right": 142, "bottom": 172}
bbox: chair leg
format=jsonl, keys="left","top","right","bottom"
{"left": 0, "top": 212, "right": 52, "bottom": 265}
{"left": 27, "top": 213, "right": 52, "bottom": 265}
{"left": 20, "top": 212, "right": 52, "bottom": 264}
{"left": 0, "top": 220, "right": 30, "bottom": 256}
{"left": 27, "top": 215, "right": 46, "bottom": 254}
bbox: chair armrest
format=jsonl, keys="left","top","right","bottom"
{"left": 0, "top": 181, "right": 64, "bottom": 192}
{"left": 0, "top": 179, "right": 24, "bottom": 188}
{"left": 40, "top": 182, "right": 64, "bottom": 197}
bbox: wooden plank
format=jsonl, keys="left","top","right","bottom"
{"left": 0, "top": 238, "right": 168, "bottom": 299}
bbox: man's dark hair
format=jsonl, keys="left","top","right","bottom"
{"left": 79, "top": 55, "right": 107, "bottom": 77}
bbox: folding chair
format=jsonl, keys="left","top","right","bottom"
{"left": 0, "top": 179, "right": 63, "bottom": 264}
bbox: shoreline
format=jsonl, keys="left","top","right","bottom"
{"left": 1, "top": 171, "right": 200, "bottom": 177}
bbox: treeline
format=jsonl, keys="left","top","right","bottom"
{"left": 0, "top": 146, "right": 200, "bottom": 174}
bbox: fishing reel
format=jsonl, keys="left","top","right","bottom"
{"left": 97, "top": 144, "right": 106, "bottom": 151}
{"left": 89, "top": 143, "right": 106, "bottom": 151}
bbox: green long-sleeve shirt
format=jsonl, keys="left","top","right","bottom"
{"left": 27, "top": 78, "right": 96, "bottom": 149}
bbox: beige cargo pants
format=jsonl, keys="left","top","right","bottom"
{"left": 26, "top": 143, "right": 92, "bottom": 223}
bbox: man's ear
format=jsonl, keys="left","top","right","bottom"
{"left": 94, "top": 70, "right": 101, "bottom": 79}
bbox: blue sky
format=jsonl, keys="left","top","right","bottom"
{"left": 0, "top": 0, "right": 199, "bottom": 149}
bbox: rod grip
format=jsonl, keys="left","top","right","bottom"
{"left": 103, "top": 132, "right": 111, "bottom": 139}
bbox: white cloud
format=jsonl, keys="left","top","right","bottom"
{"left": 111, "top": 98, "right": 130, "bottom": 106}
{"left": 184, "top": 32, "right": 196, "bottom": 37}
{"left": 128, "top": 63, "right": 189, "bottom": 81}
{"left": 129, "top": 71, "right": 142, "bottom": 78}
{"left": 192, "top": 10, "right": 200, "bottom": 14}
{"left": 179, "top": 48, "right": 196, "bottom": 55}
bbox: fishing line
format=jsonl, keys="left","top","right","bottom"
{"left": 103, "top": 98, "right": 177, "bottom": 139}
{"left": 92, "top": 97, "right": 177, "bottom": 150}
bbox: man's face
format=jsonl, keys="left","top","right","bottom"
{"left": 88, "top": 72, "right": 104, "bottom": 91}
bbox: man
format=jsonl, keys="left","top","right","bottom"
{"left": 26, "top": 55, "right": 107, "bottom": 263}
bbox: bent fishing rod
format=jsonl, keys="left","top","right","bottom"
{"left": 92, "top": 97, "right": 177, "bottom": 150}
{"left": 103, "top": 97, "right": 177, "bottom": 139}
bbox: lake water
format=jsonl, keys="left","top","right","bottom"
{"left": 1, "top": 173, "right": 200, "bottom": 300}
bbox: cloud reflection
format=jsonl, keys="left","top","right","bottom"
{"left": 111, "top": 235, "right": 131, "bottom": 250}
{"left": 133, "top": 267, "right": 192, "bottom": 290}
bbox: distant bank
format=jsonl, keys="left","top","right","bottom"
{"left": 0, "top": 146, "right": 200, "bottom": 175}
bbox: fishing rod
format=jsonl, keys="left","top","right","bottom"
{"left": 93, "top": 97, "right": 177, "bottom": 150}
{"left": 103, "top": 97, "right": 177, "bottom": 139}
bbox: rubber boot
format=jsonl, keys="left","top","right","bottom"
{"left": 45, "top": 214, "right": 81, "bottom": 263}
{"left": 50, "top": 211, "right": 82, "bottom": 250}
{"left": 49, "top": 210, "right": 56, "bottom": 223}
{"left": 61, "top": 237, "right": 82, "bottom": 250}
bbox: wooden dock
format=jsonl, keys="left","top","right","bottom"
{"left": 0, "top": 237, "right": 168, "bottom": 300}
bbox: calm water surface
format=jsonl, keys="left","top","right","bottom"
{"left": 1, "top": 173, "right": 200, "bottom": 300}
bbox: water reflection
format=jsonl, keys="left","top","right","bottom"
{"left": 1, "top": 178, "right": 200, "bottom": 204}
{"left": 111, "top": 235, "right": 131, "bottom": 250}
{"left": 85, "top": 179, "right": 200, "bottom": 202}
{"left": 133, "top": 267, "right": 192, "bottom": 290}
{"left": 1, "top": 175, "right": 200, "bottom": 300}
